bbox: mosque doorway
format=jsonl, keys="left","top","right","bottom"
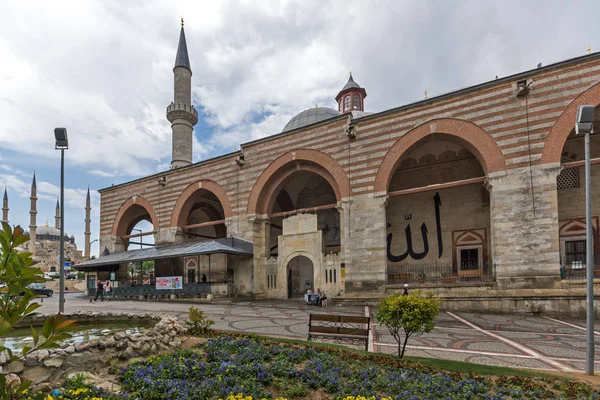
{"left": 286, "top": 255, "right": 314, "bottom": 299}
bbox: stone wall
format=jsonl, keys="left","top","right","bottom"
{"left": 342, "top": 194, "right": 387, "bottom": 292}
{"left": 0, "top": 313, "right": 185, "bottom": 392}
{"left": 488, "top": 164, "right": 562, "bottom": 289}
{"left": 387, "top": 183, "right": 490, "bottom": 267}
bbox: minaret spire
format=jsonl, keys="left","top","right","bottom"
{"left": 174, "top": 22, "right": 191, "bottom": 70}
{"left": 2, "top": 186, "right": 8, "bottom": 224}
{"left": 29, "top": 172, "right": 37, "bottom": 255}
{"left": 168, "top": 20, "right": 198, "bottom": 169}
{"left": 55, "top": 198, "right": 61, "bottom": 229}
{"left": 85, "top": 186, "right": 91, "bottom": 260}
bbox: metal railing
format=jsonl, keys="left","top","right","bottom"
{"left": 387, "top": 261, "right": 495, "bottom": 285}
{"left": 88, "top": 282, "right": 211, "bottom": 298}
{"left": 561, "top": 263, "right": 600, "bottom": 280}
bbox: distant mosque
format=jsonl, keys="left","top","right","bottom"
{"left": 2, "top": 173, "right": 91, "bottom": 272}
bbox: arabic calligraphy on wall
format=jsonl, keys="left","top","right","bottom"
{"left": 387, "top": 192, "right": 443, "bottom": 262}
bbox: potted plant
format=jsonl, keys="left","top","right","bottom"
{"left": 418, "top": 271, "right": 426, "bottom": 283}
{"left": 440, "top": 272, "right": 456, "bottom": 284}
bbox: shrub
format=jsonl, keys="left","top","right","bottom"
{"left": 0, "top": 223, "right": 77, "bottom": 398}
{"left": 376, "top": 290, "right": 441, "bottom": 358}
{"left": 184, "top": 306, "right": 214, "bottom": 335}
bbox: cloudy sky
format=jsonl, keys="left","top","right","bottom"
{"left": 0, "top": 0, "right": 598, "bottom": 257}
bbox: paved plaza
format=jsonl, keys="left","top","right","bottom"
{"left": 37, "top": 294, "right": 600, "bottom": 373}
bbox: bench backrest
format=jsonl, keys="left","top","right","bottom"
{"left": 309, "top": 314, "right": 370, "bottom": 337}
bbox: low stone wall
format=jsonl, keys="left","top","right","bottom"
{"left": 0, "top": 312, "right": 186, "bottom": 392}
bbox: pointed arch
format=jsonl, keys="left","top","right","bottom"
{"left": 247, "top": 149, "right": 350, "bottom": 215}
{"left": 111, "top": 195, "right": 159, "bottom": 237}
{"left": 542, "top": 81, "right": 600, "bottom": 164}
{"left": 374, "top": 118, "right": 506, "bottom": 193}
{"left": 170, "top": 179, "right": 232, "bottom": 227}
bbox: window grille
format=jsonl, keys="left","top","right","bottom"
{"left": 460, "top": 248, "right": 479, "bottom": 271}
{"left": 557, "top": 156, "right": 579, "bottom": 190}
{"left": 565, "top": 240, "right": 586, "bottom": 268}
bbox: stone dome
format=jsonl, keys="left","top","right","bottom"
{"left": 282, "top": 107, "right": 340, "bottom": 132}
{"left": 36, "top": 225, "right": 64, "bottom": 236}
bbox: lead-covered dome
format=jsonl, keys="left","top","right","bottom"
{"left": 282, "top": 107, "right": 340, "bottom": 132}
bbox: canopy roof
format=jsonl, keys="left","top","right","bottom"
{"left": 74, "top": 237, "right": 252, "bottom": 272}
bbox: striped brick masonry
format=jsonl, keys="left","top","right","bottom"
{"left": 94, "top": 34, "right": 600, "bottom": 302}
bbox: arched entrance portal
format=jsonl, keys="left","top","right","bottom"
{"left": 286, "top": 255, "right": 314, "bottom": 298}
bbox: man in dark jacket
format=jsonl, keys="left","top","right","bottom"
{"left": 93, "top": 280, "right": 104, "bottom": 302}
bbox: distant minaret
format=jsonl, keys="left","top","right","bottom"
{"left": 29, "top": 173, "right": 37, "bottom": 254}
{"left": 2, "top": 186, "right": 8, "bottom": 224}
{"left": 85, "top": 187, "right": 91, "bottom": 259}
{"left": 55, "top": 198, "right": 61, "bottom": 229}
{"left": 167, "top": 18, "right": 198, "bottom": 169}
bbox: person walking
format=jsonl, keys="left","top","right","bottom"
{"left": 93, "top": 280, "right": 104, "bottom": 302}
{"left": 104, "top": 281, "right": 111, "bottom": 301}
{"left": 402, "top": 284, "right": 409, "bottom": 296}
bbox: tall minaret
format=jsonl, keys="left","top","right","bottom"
{"left": 28, "top": 173, "right": 37, "bottom": 254}
{"left": 55, "top": 199, "right": 61, "bottom": 229}
{"left": 2, "top": 186, "right": 8, "bottom": 224}
{"left": 167, "top": 18, "right": 198, "bottom": 169}
{"left": 85, "top": 186, "right": 91, "bottom": 259}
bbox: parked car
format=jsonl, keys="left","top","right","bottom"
{"left": 22, "top": 283, "right": 53, "bottom": 297}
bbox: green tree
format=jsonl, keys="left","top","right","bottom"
{"left": 0, "top": 223, "right": 77, "bottom": 397}
{"left": 375, "top": 290, "right": 441, "bottom": 358}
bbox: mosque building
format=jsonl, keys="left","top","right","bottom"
{"left": 2, "top": 179, "right": 91, "bottom": 272}
{"left": 75, "top": 22, "right": 600, "bottom": 314}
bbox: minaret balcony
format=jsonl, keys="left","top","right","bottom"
{"left": 166, "top": 102, "right": 198, "bottom": 125}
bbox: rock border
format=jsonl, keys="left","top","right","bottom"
{"left": 1, "top": 312, "right": 185, "bottom": 393}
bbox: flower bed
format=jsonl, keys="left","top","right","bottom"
{"left": 39, "top": 336, "right": 598, "bottom": 400}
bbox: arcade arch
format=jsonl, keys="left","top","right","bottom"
{"left": 555, "top": 105, "right": 600, "bottom": 276}
{"left": 170, "top": 181, "right": 231, "bottom": 241}
{"left": 112, "top": 196, "right": 158, "bottom": 250}
{"left": 374, "top": 118, "right": 505, "bottom": 193}
{"left": 384, "top": 133, "right": 492, "bottom": 284}
{"left": 269, "top": 170, "right": 341, "bottom": 256}
{"left": 542, "top": 82, "right": 600, "bottom": 164}
{"left": 247, "top": 149, "right": 350, "bottom": 216}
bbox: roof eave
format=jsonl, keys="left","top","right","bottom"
{"left": 352, "top": 52, "right": 600, "bottom": 125}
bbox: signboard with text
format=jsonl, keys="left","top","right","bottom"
{"left": 155, "top": 276, "right": 183, "bottom": 290}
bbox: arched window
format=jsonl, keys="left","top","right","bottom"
{"left": 344, "top": 96, "right": 351, "bottom": 111}
{"left": 353, "top": 95, "right": 361, "bottom": 110}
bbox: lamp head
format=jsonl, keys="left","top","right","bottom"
{"left": 54, "top": 128, "right": 69, "bottom": 149}
{"left": 576, "top": 105, "right": 595, "bottom": 135}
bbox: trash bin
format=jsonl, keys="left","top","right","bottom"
{"left": 560, "top": 267, "right": 565, "bottom": 279}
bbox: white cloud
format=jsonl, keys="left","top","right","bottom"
{"left": 1, "top": 0, "right": 599, "bottom": 181}
{"left": 89, "top": 170, "right": 116, "bottom": 178}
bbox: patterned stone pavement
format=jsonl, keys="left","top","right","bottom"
{"left": 36, "top": 294, "right": 600, "bottom": 372}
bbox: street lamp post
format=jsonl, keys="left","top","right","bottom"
{"left": 575, "top": 105, "right": 595, "bottom": 376}
{"left": 54, "top": 128, "right": 68, "bottom": 314}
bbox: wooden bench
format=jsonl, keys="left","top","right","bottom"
{"left": 307, "top": 314, "right": 370, "bottom": 351}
